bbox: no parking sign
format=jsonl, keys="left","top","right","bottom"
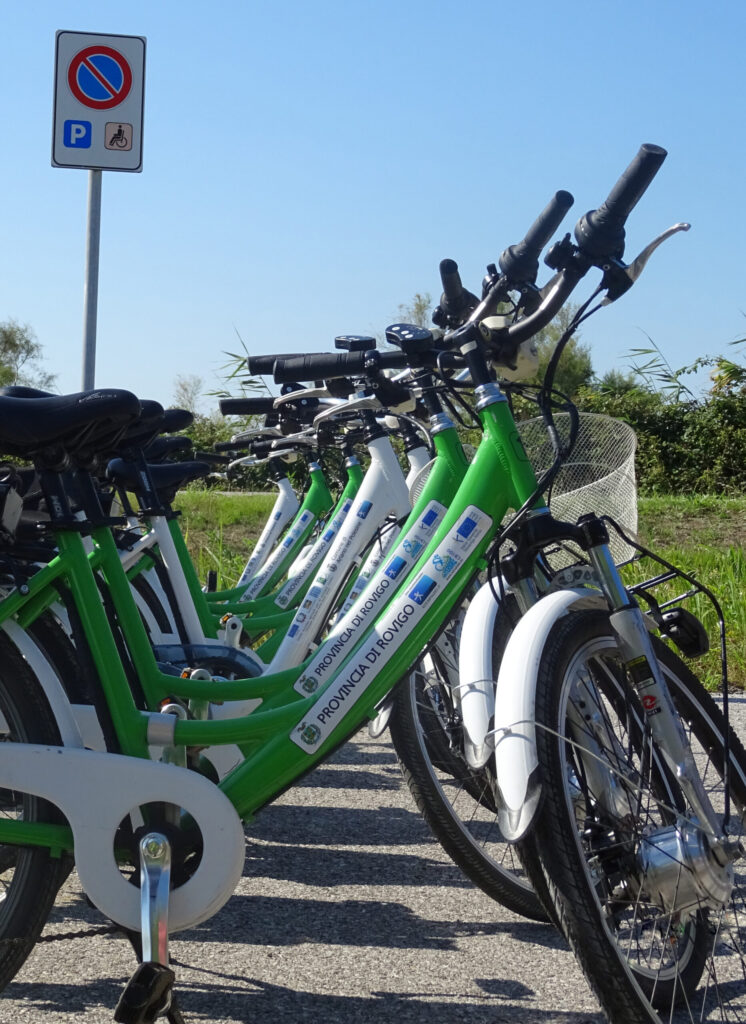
{"left": 52, "top": 31, "right": 145, "bottom": 171}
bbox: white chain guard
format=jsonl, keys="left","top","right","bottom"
{"left": 0, "top": 744, "right": 245, "bottom": 932}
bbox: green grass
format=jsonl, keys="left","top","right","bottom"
{"left": 175, "top": 490, "right": 276, "bottom": 586}
{"left": 626, "top": 496, "right": 746, "bottom": 690}
{"left": 175, "top": 489, "right": 746, "bottom": 689}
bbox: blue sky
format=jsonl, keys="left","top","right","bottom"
{"left": 1, "top": 1, "right": 744, "bottom": 408}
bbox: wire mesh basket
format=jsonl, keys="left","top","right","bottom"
{"left": 516, "top": 412, "right": 638, "bottom": 567}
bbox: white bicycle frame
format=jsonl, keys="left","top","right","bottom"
{"left": 236, "top": 473, "right": 299, "bottom": 586}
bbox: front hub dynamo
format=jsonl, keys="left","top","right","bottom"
{"left": 638, "top": 819, "right": 734, "bottom": 914}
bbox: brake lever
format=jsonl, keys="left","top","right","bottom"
{"left": 229, "top": 450, "right": 300, "bottom": 469}
{"left": 229, "top": 454, "right": 266, "bottom": 469}
{"left": 312, "top": 394, "right": 382, "bottom": 426}
{"left": 601, "top": 222, "right": 691, "bottom": 305}
{"left": 273, "top": 386, "right": 337, "bottom": 406}
{"left": 271, "top": 431, "right": 316, "bottom": 446}
{"left": 229, "top": 426, "right": 283, "bottom": 444}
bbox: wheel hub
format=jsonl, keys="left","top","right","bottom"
{"left": 637, "top": 819, "right": 734, "bottom": 914}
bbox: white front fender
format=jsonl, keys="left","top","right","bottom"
{"left": 458, "top": 581, "right": 503, "bottom": 769}
{"left": 493, "top": 587, "right": 604, "bottom": 841}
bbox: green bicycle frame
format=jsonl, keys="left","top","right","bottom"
{"left": 0, "top": 389, "right": 537, "bottom": 851}
{"left": 205, "top": 461, "right": 335, "bottom": 604}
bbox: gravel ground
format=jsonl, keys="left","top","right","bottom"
{"left": 3, "top": 697, "right": 743, "bottom": 1024}
{"left": 0, "top": 731, "right": 606, "bottom": 1024}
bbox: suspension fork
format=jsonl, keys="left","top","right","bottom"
{"left": 579, "top": 515, "right": 734, "bottom": 860}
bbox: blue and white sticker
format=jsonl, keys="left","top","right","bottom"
{"left": 291, "top": 504, "right": 492, "bottom": 747}
{"left": 456, "top": 516, "right": 478, "bottom": 542}
{"left": 242, "top": 509, "right": 315, "bottom": 599}
{"left": 384, "top": 556, "right": 407, "bottom": 580}
{"left": 294, "top": 499, "right": 447, "bottom": 694}
{"left": 431, "top": 552, "right": 458, "bottom": 578}
{"left": 408, "top": 575, "right": 437, "bottom": 605}
{"left": 274, "top": 500, "right": 353, "bottom": 608}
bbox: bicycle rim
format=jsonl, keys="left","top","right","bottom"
{"left": 532, "top": 610, "right": 746, "bottom": 1022}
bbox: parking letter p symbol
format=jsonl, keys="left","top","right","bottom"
{"left": 63, "top": 120, "right": 92, "bottom": 148}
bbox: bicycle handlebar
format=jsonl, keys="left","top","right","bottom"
{"left": 268, "top": 146, "right": 669, "bottom": 382}
{"left": 464, "top": 263, "right": 584, "bottom": 356}
{"left": 499, "top": 190, "right": 574, "bottom": 281}
{"left": 219, "top": 396, "right": 277, "bottom": 416}
{"left": 274, "top": 347, "right": 463, "bottom": 383}
{"left": 273, "top": 351, "right": 372, "bottom": 383}
{"left": 246, "top": 352, "right": 323, "bottom": 375}
{"left": 574, "top": 143, "right": 667, "bottom": 259}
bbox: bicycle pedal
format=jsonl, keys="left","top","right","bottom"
{"left": 114, "top": 961, "right": 175, "bottom": 1024}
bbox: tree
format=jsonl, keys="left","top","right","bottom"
{"left": 594, "top": 368, "right": 638, "bottom": 395}
{"left": 0, "top": 320, "right": 55, "bottom": 390}
{"left": 396, "top": 292, "right": 432, "bottom": 328}
{"left": 530, "top": 305, "right": 594, "bottom": 399}
{"left": 171, "top": 373, "right": 203, "bottom": 414}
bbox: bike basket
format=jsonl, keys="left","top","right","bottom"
{"left": 408, "top": 458, "right": 436, "bottom": 507}
{"left": 408, "top": 444, "right": 477, "bottom": 507}
{"left": 516, "top": 413, "right": 638, "bottom": 567}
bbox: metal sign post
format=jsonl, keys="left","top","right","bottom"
{"left": 52, "top": 30, "right": 146, "bottom": 390}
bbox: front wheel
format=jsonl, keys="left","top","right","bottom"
{"left": 0, "top": 633, "right": 72, "bottom": 991}
{"left": 528, "top": 609, "right": 746, "bottom": 1023}
{"left": 390, "top": 605, "right": 547, "bottom": 922}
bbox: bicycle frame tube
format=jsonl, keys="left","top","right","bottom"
{"left": 233, "top": 474, "right": 299, "bottom": 587}
{"left": 211, "top": 459, "right": 365, "bottom": 620}
{"left": 238, "top": 464, "right": 334, "bottom": 600}
{"left": 265, "top": 436, "right": 414, "bottom": 672}
{"left": 174, "top": 392, "right": 543, "bottom": 817}
{"left": 0, "top": 389, "right": 545, "bottom": 855}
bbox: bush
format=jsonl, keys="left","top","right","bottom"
{"left": 577, "top": 385, "right": 746, "bottom": 494}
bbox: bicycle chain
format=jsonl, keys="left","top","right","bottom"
{"left": 0, "top": 923, "right": 123, "bottom": 948}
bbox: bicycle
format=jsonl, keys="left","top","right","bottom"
{"left": 0, "top": 143, "right": 736, "bottom": 1024}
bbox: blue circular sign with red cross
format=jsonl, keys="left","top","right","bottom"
{"left": 67, "top": 45, "right": 132, "bottom": 110}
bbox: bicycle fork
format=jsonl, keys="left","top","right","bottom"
{"left": 581, "top": 516, "right": 741, "bottom": 913}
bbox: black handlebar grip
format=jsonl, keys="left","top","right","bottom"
{"left": 247, "top": 352, "right": 322, "bottom": 375}
{"left": 439, "top": 259, "right": 464, "bottom": 305}
{"left": 432, "top": 258, "right": 480, "bottom": 328}
{"left": 219, "top": 396, "right": 276, "bottom": 416}
{"left": 575, "top": 143, "right": 667, "bottom": 259}
{"left": 273, "top": 351, "right": 371, "bottom": 383}
{"left": 195, "top": 450, "right": 231, "bottom": 466}
{"left": 520, "top": 190, "right": 575, "bottom": 254}
{"left": 599, "top": 143, "right": 667, "bottom": 222}
{"left": 214, "top": 439, "right": 253, "bottom": 453}
{"left": 499, "top": 190, "right": 574, "bottom": 282}
{"left": 246, "top": 354, "right": 280, "bottom": 375}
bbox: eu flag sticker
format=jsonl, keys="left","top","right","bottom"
{"left": 385, "top": 556, "right": 407, "bottom": 580}
{"left": 323, "top": 529, "right": 335, "bottom": 542}
{"left": 421, "top": 508, "right": 438, "bottom": 528}
{"left": 456, "top": 516, "right": 477, "bottom": 542}
{"left": 409, "top": 575, "right": 437, "bottom": 605}
{"left": 357, "top": 500, "right": 373, "bottom": 520}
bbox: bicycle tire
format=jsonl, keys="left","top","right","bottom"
{"left": 389, "top": 602, "right": 548, "bottom": 922}
{"left": 527, "top": 609, "right": 746, "bottom": 1023}
{"left": 0, "top": 632, "right": 72, "bottom": 991}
